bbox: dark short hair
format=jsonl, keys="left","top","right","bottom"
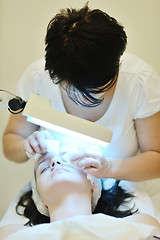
{"left": 45, "top": 4, "right": 127, "bottom": 106}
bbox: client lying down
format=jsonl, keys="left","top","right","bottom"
{"left": 1, "top": 152, "right": 160, "bottom": 239}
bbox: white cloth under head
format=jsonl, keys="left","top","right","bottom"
{"left": 31, "top": 144, "right": 102, "bottom": 216}
{"left": 31, "top": 169, "right": 102, "bottom": 217}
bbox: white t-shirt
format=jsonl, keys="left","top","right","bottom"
{"left": 16, "top": 52, "right": 160, "bottom": 219}
{"left": 16, "top": 52, "right": 160, "bottom": 159}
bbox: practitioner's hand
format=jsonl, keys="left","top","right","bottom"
{"left": 24, "top": 130, "right": 53, "bottom": 157}
{"left": 67, "top": 148, "right": 111, "bottom": 179}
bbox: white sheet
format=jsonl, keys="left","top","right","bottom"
{"left": 0, "top": 183, "right": 31, "bottom": 226}
{"left": 119, "top": 179, "right": 160, "bottom": 221}
{"left": 1, "top": 178, "right": 160, "bottom": 227}
{"left": 3, "top": 214, "right": 159, "bottom": 240}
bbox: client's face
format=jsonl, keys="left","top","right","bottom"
{"left": 35, "top": 152, "right": 92, "bottom": 206}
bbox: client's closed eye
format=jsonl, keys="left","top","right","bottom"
{"left": 41, "top": 166, "right": 50, "bottom": 174}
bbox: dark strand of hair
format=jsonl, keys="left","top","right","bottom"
{"left": 93, "top": 180, "right": 137, "bottom": 217}
{"left": 16, "top": 190, "right": 50, "bottom": 226}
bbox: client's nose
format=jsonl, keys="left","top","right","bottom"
{"left": 50, "top": 157, "right": 63, "bottom": 170}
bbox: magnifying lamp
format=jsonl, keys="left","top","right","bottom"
{"left": 0, "top": 90, "right": 113, "bottom": 149}
{"left": 23, "top": 94, "right": 113, "bottom": 149}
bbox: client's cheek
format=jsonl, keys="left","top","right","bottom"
{"left": 37, "top": 184, "right": 49, "bottom": 202}
{"left": 36, "top": 178, "right": 46, "bottom": 195}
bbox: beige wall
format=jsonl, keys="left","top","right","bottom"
{"left": 0, "top": 0, "right": 160, "bottom": 220}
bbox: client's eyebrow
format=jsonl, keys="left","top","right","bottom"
{"left": 36, "top": 158, "right": 48, "bottom": 170}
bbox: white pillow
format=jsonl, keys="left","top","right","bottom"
{"left": 0, "top": 182, "right": 31, "bottom": 226}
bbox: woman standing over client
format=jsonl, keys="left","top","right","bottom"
{"left": 2, "top": 4, "right": 160, "bottom": 216}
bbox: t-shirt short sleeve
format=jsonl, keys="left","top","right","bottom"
{"left": 16, "top": 58, "right": 45, "bottom": 101}
{"left": 132, "top": 63, "right": 160, "bottom": 119}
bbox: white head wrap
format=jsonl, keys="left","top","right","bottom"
{"left": 31, "top": 142, "right": 102, "bottom": 216}
{"left": 31, "top": 168, "right": 50, "bottom": 216}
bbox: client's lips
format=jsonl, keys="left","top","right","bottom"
{"left": 51, "top": 167, "right": 69, "bottom": 176}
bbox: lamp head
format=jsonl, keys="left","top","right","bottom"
{"left": 22, "top": 94, "right": 113, "bottom": 150}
